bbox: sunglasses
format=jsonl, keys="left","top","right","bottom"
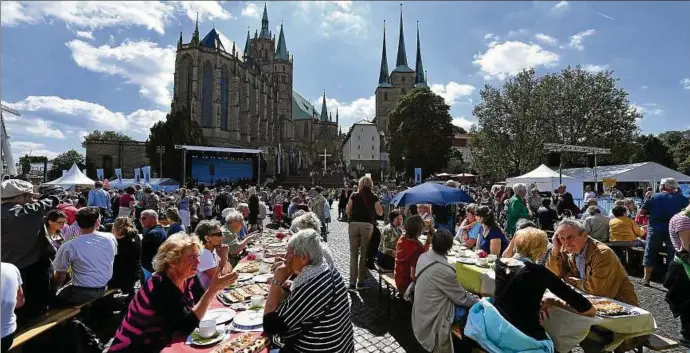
{"left": 210, "top": 231, "right": 223, "bottom": 237}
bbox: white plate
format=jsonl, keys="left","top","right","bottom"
{"left": 252, "top": 274, "right": 273, "bottom": 283}
{"left": 262, "top": 257, "right": 275, "bottom": 264}
{"left": 233, "top": 310, "right": 264, "bottom": 327}
{"left": 247, "top": 247, "right": 263, "bottom": 253}
{"left": 202, "top": 308, "right": 236, "bottom": 324}
{"left": 457, "top": 258, "right": 477, "bottom": 265}
{"left": 189, "top": 328, "right": 226, "bottom": 346}
{"left": 268, "top": 242, "right": 286, "bottom": 248}
{"left": 238, "top": 273, "right": 253, "bottom": 282}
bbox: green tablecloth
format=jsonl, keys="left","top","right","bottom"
{"left": 455, "top": 262, "right": 494, "bottom": 296}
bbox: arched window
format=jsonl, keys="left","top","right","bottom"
{"left": 201, "top": 62, "right": 214, "bottom": 127}
{"left": 383, "top": 91, "right": 388, "bottom": 101}
{"left": 220, "top": 70, "right": 229, "bottom": 130}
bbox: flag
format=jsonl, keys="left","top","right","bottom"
{"left": 134, "top": 168, "right": 141, "bottom": 182}
{"left": 114, "top": 168, "right": 122, "bottom": 180}
{"left": 96, "top": 169, "right": 104, "bottom": 181}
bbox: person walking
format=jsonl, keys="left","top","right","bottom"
{"left": 346, "top": 176, "right": 383, "bottom": 290}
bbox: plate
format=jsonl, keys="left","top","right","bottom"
{"left": 458, "top": 258, "right": 477, "bottom": 265}
{"left": 238, "top": 273, "right": 253, "bottom": 282}
{"left": 247, "top": 247, "right": 263, "bottom": 253}
{"left": 268, "top": 242, "right": 286, "bottom": 248}
{"left": 262, "top": 257, "right": 275, "bottom": 264}
{"left": 202, "top": 308, "right": 236, "bottom": 324}
{"left": 252, "top": 274, "right": 273, "bottom": 283}
{"left": 189, "top": 329, "right": 225, "bottom": 346}
{"left": 233, "top": 310, "right": 264, "bottom": 327}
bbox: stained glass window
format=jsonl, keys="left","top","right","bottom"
{"left": 201, "top": 62, "right": 213, "bottom": 127}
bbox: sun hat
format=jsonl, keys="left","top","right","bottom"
{"left": 1, "top": 179, "right": 37, "bottom": 198}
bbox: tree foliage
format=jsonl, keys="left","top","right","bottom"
{"left": 629, "top": 134, "right": 676, "bottom": 169}
{"left": 146, "top": 109, "right": 205, "bottom": 182}
{"left": 387, "top": 87, "right": 454, "bottom": 179}
{"left": 49, "top": 150, "right": 85, "bottom": 180}
{"left": 81, "top": 130, "right": 134, "bottom": 148}
{"left": 658, "top": 130, "right": 690, "bottom": 175}
{"left": 18, "top": 155, "right": 48, "bottom": 175}
{"left": 470, "top": 66, "right": 640, "bottom": 180}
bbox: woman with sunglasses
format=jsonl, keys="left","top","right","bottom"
{"left": 194, "top": 220, "right": 230, "bottom": 289}
{"left": 44, "top": 210, "right": 67, "bottom": 254}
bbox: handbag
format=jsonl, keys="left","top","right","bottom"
{"left": 403, "top": 261, "right": 451, "bottom": 303}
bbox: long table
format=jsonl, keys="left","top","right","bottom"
{"left": 455, "top": 261, "right": 657, "bottom": 352}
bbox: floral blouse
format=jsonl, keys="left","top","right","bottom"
{"left": 378, "top": 224, "right": 402, "bottom": 257}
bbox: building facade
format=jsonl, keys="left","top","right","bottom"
{"left": 170, "top": 4, "right": 340, "bottom": 175}
{"left": 341, "top": 120, "right": 382, "bottom": 172}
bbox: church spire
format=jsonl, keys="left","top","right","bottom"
{"left": 329, "top": 112, "right": 333, "bottom": 122}
{"left": 191, "top": 12, "right": 200, "bottom": 46}
{"left": 178, "top": 31, "right": 183, "bottom": 49}
{"left": 275, "top": 23, "right": 289, "bottom": 60}
{"left": 377, "top": 20, "right": 390, "bottom": 87}
{"left": 395, "top": 3, "right": 408, "bottom": 68}
{"left": 320, "top": 90, "right": 328, "bottom": 122}
{"left": 243, "top": 28, "right": 251, "bottom": 57}
{"left": 336, "top": 109, "right": 339, "bottom": 126}
{"left": 414, "top": 22, "right": 427, "bottom": 87}
{"left": 260, "top": 3, "right": 271, "bottom": 38}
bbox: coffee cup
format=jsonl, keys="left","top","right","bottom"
{"left": 477, "top": 258, "right": 489, "bottom": 266}
{"left": 251, "top": 295, "right": 264, "bottom": 308}
{"left": 487, "top": 254, "right": 498, "bottom": 263}
{"left": 198, "top": 319, "right": 216, "bottom": 338}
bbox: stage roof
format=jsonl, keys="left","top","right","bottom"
{"left": 176, "top": 145, "right": 262, "bottom": 154}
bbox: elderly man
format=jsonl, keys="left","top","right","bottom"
{"left": 640, "top": 177, "right": 689, "bottom": 286}
{"left": 53, "top": 207, "right": 117, "bottom": 305}
{"left": 546, "top": 219, "right": 638, "bottom": 306}
{"left": 140, "top": 210, "right": 167, "bottom": 278}
{"left": 263, "top": 229, "right": 354, "bottom": 353}
{"left": 1, "top": 179, "right": 61, "bottom": 321}
{"left": 506, "top": 183, "right": 530, "bottom": 237}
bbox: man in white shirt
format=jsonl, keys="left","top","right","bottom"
{"left": 1, "top": 262, "right": 24, "bottom": 349}
{"left": 583, "top": 185, "right": 597, "bottom": 203}
{"left": 53, "top": 207, "right": 118, "bottom": 306}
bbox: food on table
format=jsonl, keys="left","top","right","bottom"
{"left": 213, "top": 333, "right": 269, "bottom": 353}
{"left": 235, "top": 261, "right": 260, "bottom": 273}
{"left": 220, "top": 291, "right": 246, "bottom": 303}
{"left": 591, "top": 299, "right": 631, "bottom": 316}
{"left": 191, "top": 330, "right": 221, "bottom": 345}
{"left": 242, "top": 284, "right": 268, "bottom": 296}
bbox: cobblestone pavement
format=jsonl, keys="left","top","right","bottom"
{"left": 324, "top": 208, "right": 687, "bottom": 353}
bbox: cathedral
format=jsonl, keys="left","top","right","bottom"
{"left": 170, "top": 4, "right": 340, "bottom": 175}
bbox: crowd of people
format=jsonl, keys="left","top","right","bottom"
{"left": 1, "top": 172, "right": 689, "bottom": 353}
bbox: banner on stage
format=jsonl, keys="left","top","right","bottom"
{"left": 143, "top": 166, "right": 151, "bottom": 184}
{"left": 114, "top": 168, "right": 122, "bottom": 180}
{"left": 96, "top": 169, "right": 104, "bottom": 181}
{"left": 134, "top": 168, "right": 141, "bottom": 182}
{"left": 414, "top": 168, "right": 422, "bottom": 185}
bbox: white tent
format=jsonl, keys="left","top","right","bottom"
{"left": 44, "top": 164, "right": 95, "bottom": 187}
{"left": 563, "top": 162, "right": 690, "bottom": 183}
{"left": 506, "top": 164, "right": 584, "bottom": 198}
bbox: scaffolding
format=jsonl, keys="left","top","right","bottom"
{"left": 1, "top": 104, "right": 20, "bottom": 178}
{"left": 544, "top": 143, "right": 611, "bottom": 191}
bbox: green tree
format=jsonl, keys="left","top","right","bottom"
{"left": 470, "top": 66, "right": 640, "bottom": 180}
{"left": 387, "top": 87, "right": 454, "bottom": 179}
{"left": 146, "top": 109, "right": 205, "bottom": 182}
{"left": 629, "top": 134, "right": 676, "bottom": 169}
{"left": 18, "top": 155, "right": 48, "bottom": 175}
{"left": 49, "top": 149, "right": 85, "bottom": 180}
{"left": 658, "top": 130, "right": 690, "bottom": 175}
{"left": 81, "top": 130, "right": 134, "bottom": 148}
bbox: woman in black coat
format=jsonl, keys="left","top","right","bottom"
{"left": 338, "top": 189, "right": 348, "bottom": 220}
{"left": 108, "top": 216, "right": 142, "bottom": 298}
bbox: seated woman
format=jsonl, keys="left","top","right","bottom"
{"left": 195, "top": 220, "right": 232, "bottom": 290}
{"left": 108, "top": 216, "right": 142, "bottom": 297}
{"left": 494, "top": 227, "right": 595, "bottom": 342}
{"left": 263, "top": 229, "right": 354, "bottom": 353}
{"left": 222, "top": 210, "right": 259, "bottom": 266}
{"left": 412, "top": 229, "right": 479, "bottom": 353}
{"left": 290, "top": 212, "right": 335, "bottom": 269}
{"left": 609, "top": 205, "right": 645, "bottom": 247}
{"left": 455, "top": 204, "right": 481, "bottom": 249}
{"left": 44, "top": 210, "right": 67, "bottom": 254}
{"left": 108, "top": 233, "right": 238, "bottom": 353}
{"left": 377, "top": 210, "right": 403, "bottom": 270}
{"left": 395, "top": 215, "right": 426, "bottom": 295}
{"left": 475, "top": 206, "right": 509, "bottom": 256}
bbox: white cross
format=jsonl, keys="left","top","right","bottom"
{"left": 319, "top": 149, "right": 331, "bottom": 173}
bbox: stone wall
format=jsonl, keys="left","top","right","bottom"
{"left": 84, "top": 140, "right": 149, "bottom": 179}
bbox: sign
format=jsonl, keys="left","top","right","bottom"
{"left": 680, "top": 184, "right": 690, "bottom": 198}
{"left": 603, "top": 178, "right": 617, "bottom": 189}
{"left": 414, "top": 168, "right": 422, "bottom": 185}
{"left": 96, "top": 169, "right": 104, "bottom": 181}
{"left": 114, "top": 168, "right": 122, "bottom": 180}
{"left": 143, "top": 166, "right": 151, "bottom": 184}
{"left": 134, "top": 168, "right": 141, "bottom": 182}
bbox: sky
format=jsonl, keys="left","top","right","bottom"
{"left": 2, "top": 1, "right": 689, "bottom": 162}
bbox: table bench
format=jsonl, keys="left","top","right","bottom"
{"left": 639, "top": 333, "right": 680, "bottom": 352}
{"left": 9, "top": 288, "right": 119, "bottom": 351}
{"left": 379, "top": 273, "right": 399, "bottom": 319}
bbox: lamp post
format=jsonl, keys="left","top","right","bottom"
{"left": 156, "top": 145, "right": 165, "bottom": 178}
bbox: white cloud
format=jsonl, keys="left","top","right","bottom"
{"left": 568, "top": 29, "right": 596, "bottom": 51}
{"left": 0, "top": 1, "right": 176, "bottom": 34}
{"left": 66, "top": 39, "right": 176, "bottom": 106}
{"left": 534, "top": 33, "right": 558, "bottom": 46}
{"left": 507, "top": 29, "right": 529, "bottom": 38}
{"left": 631, "top": 103, "right": 664, "bottom": 117}
{"left": 176, "top": 1, "right": 232, "bottom": 22}
{"left": 473, "top": 41, "right": 559, "bottom": 80}
{"left": 484, "top": 33, "right": 498, "bottom": 41}
{"left": 641, "top": 85, "right": 648, "bottom": 90}
{"left": 596, "top": 12, "right": 614, "bottom": 20}
{"left": 297, "top": 1, "right": 368, "bottom": 37}
{"left": 242, "top": 3, "right": 261, "bottom": 19}
{"left": 452, "top": 117, "right": 477, "bottom": 131}
{"left": 11, "top": 141, "right": 61, "bottom": 161}
{"left": 5, "top": 116, "right": 66, "bottom": 139}
{"left": 583, "top": 64, "right": 609, "bottom": 73}
{"left": 682, "top": 78, "right": 690, "bottom": 90}
{"left": 551, "top": 1, "right": 569, "bottom": 13}
{"left": 75, "top": 30, "right": 94, "bottom": 40}
{"left": 430, "top": 82, "right": 476, "bottom": 106}
{"left": 321, "top": 95, "right": 376, "bottom": 130}
{"left": 4, "top": 96, "right": 167, "bottom": 136}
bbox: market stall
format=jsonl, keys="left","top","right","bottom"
{"left": 43, "top": 164, "right": 95, "bottom": 188}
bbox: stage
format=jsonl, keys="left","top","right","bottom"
{"left": 176, "top": 145, "right": 264, "bottom": 186}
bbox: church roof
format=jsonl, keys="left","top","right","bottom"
{"left": 292, "top": 90, "right": 320, "bottom": 120}
{"left": 200, "top": 28, "right": 226, "bottom": 50}
{"left": 392, "top": 4, "right": 413, "bottom": 74}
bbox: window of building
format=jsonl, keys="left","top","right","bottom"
{"left": 372, "top": 154, "right": 375, "bottom": 159}
{"left": 371, "top": 145, "right": 374, "bottom": 150}
{"left": 358, "top": 145, "right": 360, "bottom": 150}
{"left": 402, "top": 76, "right": 406, "bottom": 83}
{"left": 358, "top": 154, "right": 360, "bottom": 159}
{"left": 384, "top": 91, "right": 388, "bottom": 101}
{"left": 358, "top": 136, "right": 360, "bottom": 140}
{"left": 220, "top": 71, "right": 229, "bottom": 130}
{"left": 201, "top": 62, "right": 214, "bottom": 128}
{"left": 372, "top": 136, "right": 374, "bottom": 141}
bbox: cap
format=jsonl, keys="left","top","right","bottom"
{"left": 1, "top": 179, "right": 37, "bottom": 198}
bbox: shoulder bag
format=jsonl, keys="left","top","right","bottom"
{"left": 403, "top": 260, "right": 455, "bottom": 302}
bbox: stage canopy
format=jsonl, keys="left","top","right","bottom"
{"left": 563, "top": 162, "right": 690, "bottom": 183}
{"left": 176, "top": 145, "right": 262, "bottom": 154}
{"left": 506, "top": 164, "right": 584, "bottom": 197}
{"left": 44, "top": 164, "right": 95, "bottom": 187}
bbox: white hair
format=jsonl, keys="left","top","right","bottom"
{"left": 225, "top": 209, "right": 244, "bottom": 223}
{"left": 661, "top": 177, "right": 679, "bottom": 190}
{"left": 512, "top": 183, "right": 527, "bottom": 195}
{"left": 556, "top": 218, "right": 586, "bottom": 234}
{"left": 141, "top": 209, "right": 158, "bottom": 219}
{"left": 291, "top": 212, "right": 322, "bottom": 232}
{"left": 288, "top": 229, "right": 324, "bottom": 266}
{"left": 236, "top": 203, "right": 249, "bottom": 212}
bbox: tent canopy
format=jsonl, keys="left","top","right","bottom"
{"left": 391, "top": 182, "right": 474, "bottom": 206}
{"left": 563, "top": 162, "right": 690, "bottom": 183}
{"left": 506, "top": 164, "right": 584, "bottom": 198}
{"left": 44, "top": 164, "right": 94, "bottom": 186}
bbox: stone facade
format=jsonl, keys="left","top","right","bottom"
{"left": 84, "top": 140, "right": 149, "bottom": 179}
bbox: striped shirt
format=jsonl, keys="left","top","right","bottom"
{"left": 669, "top": 212, "right": 690, "bottom": 252}
{"left": 108, "top": 272, "right": 203, "bottom": 353}
{"left": 265, "top": 266, "right": 354, "bottom": 353}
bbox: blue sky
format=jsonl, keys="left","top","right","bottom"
{"left": 2, "top": 1, "right": 689, "bottom": 162}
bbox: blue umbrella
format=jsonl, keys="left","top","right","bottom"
{"left": 390, "top": 182, "right": 474, "bottom": 207}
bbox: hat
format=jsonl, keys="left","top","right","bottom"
{"left": 1, "top": 179, "right": 37, "bottom": 198}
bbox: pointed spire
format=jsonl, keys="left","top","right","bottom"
{"left": 275, "top": 23, "right": 289, "bottom": 60}
{"left": 336, "top": 109, "right": 339, "bottom": 125}
{"left": 191, "top": 12, "right": 200, "bottom": 46}
{"left": 320, "top": 90, "right": 328, "bottom": 122}
{"left": 178, "top": 31, "right": 183, "bottom": 49}
{"left": 329, "top": 112, "right": 333, "bottom": 122}
{"left": 260, "top": 3, "right": 271, "bottom": 38}
{"left": 243, "top": 28, "right": 251, "bottom": 57}
{"left": 377, "top": 20, "right": 390, "bottom": 87}
{"left": 231, "top": 40, "right": 236, "bottom": 56}
{"left": 254, "top": 29, "right": 258, "bottom": 39}
{"left": 414, "top": 22, "right": 427, "bottom": 87}
{"left": 396, "top": 3, "right": 408, "bottom": 68}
